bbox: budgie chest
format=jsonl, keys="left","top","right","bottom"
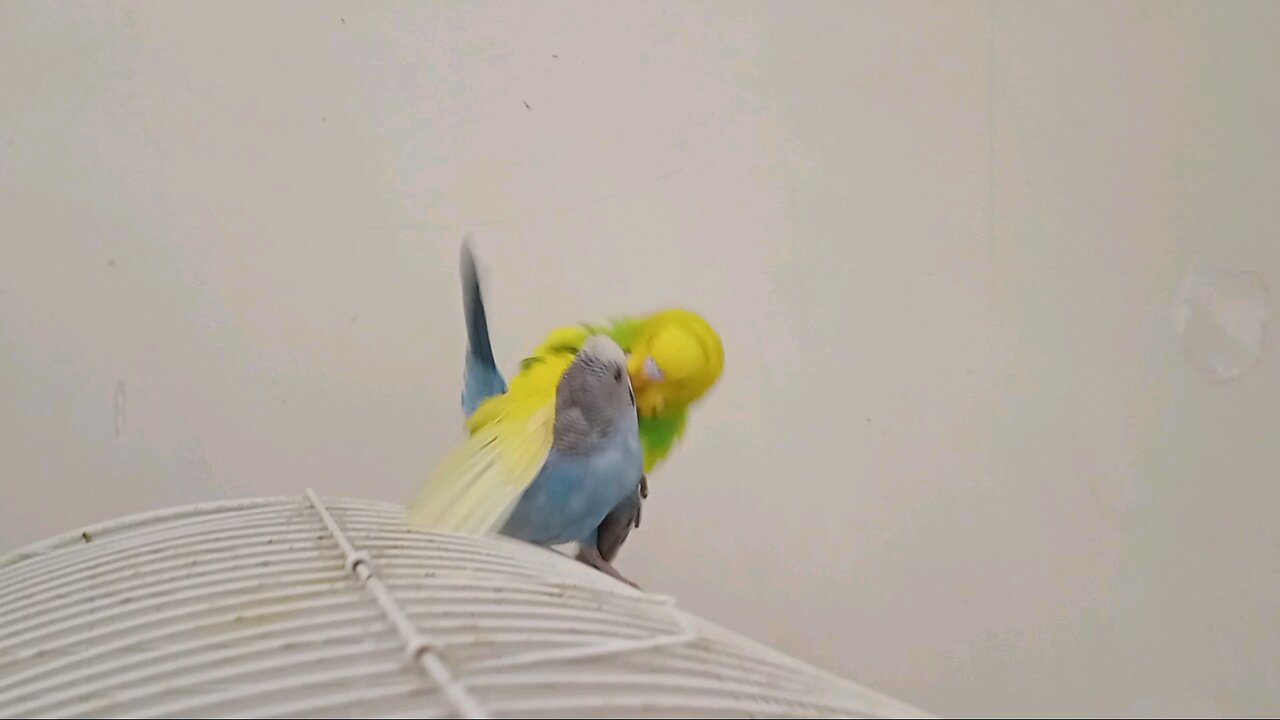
{"left": 499, "top": 418, "right": 643, "bottom": 546}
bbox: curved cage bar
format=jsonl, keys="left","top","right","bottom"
{"left": 0, "top": 493, "right": 930, "bottom": 719}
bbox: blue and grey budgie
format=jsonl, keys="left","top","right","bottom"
{"left": 407, "top": 252, "right": 645, "bottom": 586}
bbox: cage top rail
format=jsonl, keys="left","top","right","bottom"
{"left": 305, "top": 489, "right": 487, "bottom": 719}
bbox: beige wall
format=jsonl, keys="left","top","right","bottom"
{"left": 3, "top": 2, "right": 1278, "bottom": 715}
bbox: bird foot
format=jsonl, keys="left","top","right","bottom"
{"left": 576, "top": 545, "right": 641, "bottom": 589}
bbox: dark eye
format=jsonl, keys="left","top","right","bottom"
{"left": 613, "top": 367, "right": 623, "bottom": 382}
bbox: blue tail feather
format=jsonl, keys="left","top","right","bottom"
{"left": 460, "top": 241, "right": 507, "bottom": 416}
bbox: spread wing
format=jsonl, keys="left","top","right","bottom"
{"left": 408, "top": 346, "right": 575, "bottom": 535}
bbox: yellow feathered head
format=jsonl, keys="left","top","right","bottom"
{"left": 625, "top": 308, "right": 724, "bottom": 418}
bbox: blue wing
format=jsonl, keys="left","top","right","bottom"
{"left": 460, "top": 242, "right": 507, "bottom": 417}
{"left": 500, "top": 420, "right": 643, "bottom": 547}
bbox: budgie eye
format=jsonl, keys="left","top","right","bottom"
{"left": 613, "top": 367, "right": 623, "bottom": 382}
{"left": 643, "top": 356, "right": 664, "bottom": 382}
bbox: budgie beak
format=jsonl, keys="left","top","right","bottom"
{"left": 627, "top": 354, "right": 664, "bottom": 389}
{"left": 627, "top": 353, "right": 649, "bottom": 390}
{"left": 628, "top": 353, "right": 667, "bottom": 417}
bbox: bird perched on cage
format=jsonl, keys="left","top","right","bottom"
{"left": 439, "top": 241, "right": 724, "bottom": 583}
{"left": 408, "top": 330, "right": 644, "bottom": 585}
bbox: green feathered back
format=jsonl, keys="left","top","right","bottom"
{"left": 633, "top": 409, "right": 688, "bottom": 474}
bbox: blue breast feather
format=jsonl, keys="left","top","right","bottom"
{"left": 499, "top": 421, "right": 644, "bottom": 546}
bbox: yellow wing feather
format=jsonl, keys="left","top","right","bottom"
{"left": 530, "top": 323, "right": 592, "bottom": 358}
{"left": 407, "top": 347, "right": 576, "bottom": 535}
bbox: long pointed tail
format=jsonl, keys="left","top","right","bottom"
{"left": 460, "top": 239, "right": 507, "bottom": 417}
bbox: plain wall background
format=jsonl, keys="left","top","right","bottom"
{"left": 3, "top": 1, "right": 1278, "bottom": 716}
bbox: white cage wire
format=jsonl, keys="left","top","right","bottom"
{"left": 0, "top": 492, "right": 931, "bottom": 719}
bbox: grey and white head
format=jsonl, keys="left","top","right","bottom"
{"left": 553, "top": 335, "right": 637, "bottom": 448}
{"left": 579, "top": 334, "right": 628, "bottom": 372}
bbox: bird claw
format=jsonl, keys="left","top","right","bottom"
{"left": 633, "top": 476, "right": 646, "bottom": 529}
{"left": 577, "top": 545, "right": 641, "bottom": 589}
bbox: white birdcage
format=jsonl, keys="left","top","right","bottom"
{"left": 0, "top": 492, "right": 930, "bottom": 719}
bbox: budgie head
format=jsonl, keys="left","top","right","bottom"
{"left": 625, "top": 309, "right": 724, "bottom": 418}
{"left": 554, "top": 334, "right": 638, "bottom": 448}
